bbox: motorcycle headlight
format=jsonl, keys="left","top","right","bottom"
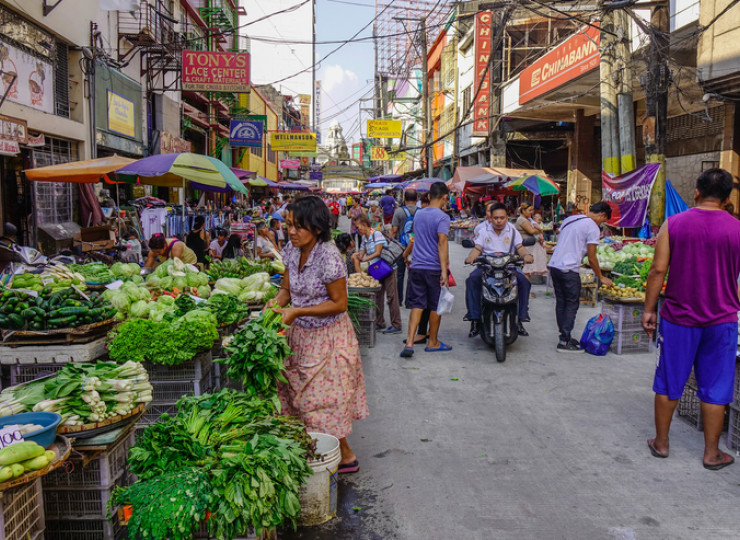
{"left": 491, "top": 257, "right": 506, "bottom": 266}
{"left": 493, "top": 271, "right": 505, "bottom": 279}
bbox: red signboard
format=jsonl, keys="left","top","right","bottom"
{"left": 182, "top": 50, "right": 250, "bottom": 92}
{"left": 472, "top": 12, "right": 492, "bottom": 137}
{"left": 519, "top": 25, "right": 601, "bottom": 105}
{"left": 280, "top": 159, "right": 301, "bottom": 170}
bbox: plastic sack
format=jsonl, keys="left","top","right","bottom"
{"left": 579, "top": 314, "right": 615, "bottom": 356}
{"left": 436, "top": 286, "right": 455, "bottom": 315}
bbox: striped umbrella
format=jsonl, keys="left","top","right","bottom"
{"left": 508, "top": 174, "right": 560, "bottom": 196}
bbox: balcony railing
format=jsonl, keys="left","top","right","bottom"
{"left": 118, "top": 2, "right": 180, "bottom": 48}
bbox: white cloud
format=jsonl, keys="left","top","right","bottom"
{"left": 322, "top": 64, "right": 358, "bottom": 93}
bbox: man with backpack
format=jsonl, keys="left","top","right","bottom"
{"left": 391, "top": 189, "right": 418, "bottom": 306}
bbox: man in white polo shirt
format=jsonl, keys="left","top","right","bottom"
{"left": 548, "top": 201, "right": 613, "bottom": 353}
{"left": 464, "top": 202, "right": 533, "bottom": 338}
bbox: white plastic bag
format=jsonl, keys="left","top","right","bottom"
{"left": 436, "top": 286, "right": 455, "bottom": 315}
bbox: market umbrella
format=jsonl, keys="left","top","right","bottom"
{"left": 24, "top": 155, "right": 136, "bottom": 183}
{"left": 508, "top": 174, "right": 560, "bottom": 196}
{"left": 396, "top": 177, "right": 443, "bottom": 192}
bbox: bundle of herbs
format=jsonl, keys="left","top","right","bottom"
{"left": 113, "top": 389, "right": 315, "bottom": 540}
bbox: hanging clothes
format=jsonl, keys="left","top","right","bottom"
{"left": 140, "top": 207, "right": 169, "bottom": 240}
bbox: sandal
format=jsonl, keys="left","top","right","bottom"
{"left": 400, "top": 347, "right": 414, "bottom": 358}
{"left": 338, "top": 460, "right": 360, "bottom": 474}
{"left": 425, "top": 342, "right": 452, "bottom": 352}
{"left": 703, "top": 451, "right": 734, "bottom": 471}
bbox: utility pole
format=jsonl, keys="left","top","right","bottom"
{"left": 645, "top": 0, "right": 669, "bottom": 226}
{"left": 420, "top": 16, "right": 433, "bottom": 178}
{"left": 615, "top": 9, "right": 636, "bottom": 173}
{"left": 599, "top": 8, "right": 620, "bottom": 176}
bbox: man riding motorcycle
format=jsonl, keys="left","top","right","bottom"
{"left": 464, "top": 202, "right": 533, "bottom": 338}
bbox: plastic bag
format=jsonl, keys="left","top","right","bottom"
{"left": 579, "top": 314, "right": 615, "bottom": 356}
{"left": 436, "top": 286, "right": 455, "bottom": 315}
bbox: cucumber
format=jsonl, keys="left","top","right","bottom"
{"left": 48, "top": 315, "right": 76, "bottom": 326}
{"left": 56, "top": 307, "right": 88, "bottom": 317}
{"left": 7, "top": 313, "right": 24, "bottom": 328}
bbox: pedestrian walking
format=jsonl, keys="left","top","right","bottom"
{"left": 328, "top": 197, "right": 340, "bottom": 229}
{"left": 351, "top": 214, "right": 402, "bottom": 334}
{"left": 348, "top": 198, "right": 364, "bottom": 247}
{"left": 547, "top": 202, "right": 613, "bottom": 353}
{"left": 400, "top": 181, "right": 452, "bottom": 358}
{"left": 266, "top": 196, "right": 369, "bottom": 474}
{"left": 390, "top": 189, "right": 418, "bottom": 306}
{"left": 642, "top": 168, "right": 740, "bottom": 471}
{"left": 339, "top": 195, "right": 347, "bottom": 216}
{"left": 379, "top": 189, "right": 397, "bottom": 227}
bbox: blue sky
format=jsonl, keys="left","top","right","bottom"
{"left": 315, "top": 0, "right": 376, "bottom": 145}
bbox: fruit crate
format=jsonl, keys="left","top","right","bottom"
{"left": 727, "top": 404, "right": 740, "bottom": 452}
{"left": 677, "top": 383, "right": 703, "bottom": 430}
{"left": 733, "top": 356, "right": 740, "bottom": 406}
{"left": 43, "top": 428, "right": 135, "bottom": 488}
{"left": 0, "top": 336, "right": 108, "bottom": 365}
{"left": 149, "top": 369, "right": 214, "bottom": 403}
{"left": 349, "top": 300, "right": 377, "bottom": 323}
{"left": 609, "top": 330, "right": 654, "bottom": 355}
{"left": 0, "top": 478, "right": 44, "bottom": 540}
{"left": 601, "top": 300, "right": 645, "bottom": 333}
{"left": 45, "top": 517, "right": 127, "bottom": 540}
{"left": 10, "top": 363, "right": 65, "bottom": 385}
{"left": 136, "top": 402, "right": 179, "bottom": 426}
{"left": 43, "top": 474, "right": 134, "bottom": 520}
{"left": 143, "top": 351, "right": 212, "bottom": 382}
{"left": 353, "top": 319, "right": 376, "bottom": 349}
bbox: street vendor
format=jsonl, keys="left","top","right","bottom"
{"left": 144, "top": 233, "right": 197, "bottom": 267}
{"left": 255, "top": 221, "right": 276, "bottom": 259}
{"left": 208, "top": 229, "right": 228, "bottom": 260}
{"left": 265, "top": 195, "right": 369, "bottom": 474}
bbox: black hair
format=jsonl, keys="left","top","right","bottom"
{"left": 217, "top": 228, "right": 228, "bottom": 237}
{"left": 420, "top": 193, "right": 430, "bottom": 204}
{"left": 269, "top": 218, "right": 280, "bottom": 228}
{"left": 286, "top": 196, "right": 332, "bottom": 242}
{"left": 193, "top": 216, "right": 205, "bottom": 229}
{"left": 429, "top": 181, "right": 450, "bottom": 200}
{"left": 696, "top": 168, "right": 734, "bottom": 201}
{"left": 148, "top": 234, "right": 166, "bottom": 250}
{"left": 404, "top": 189, "right": 418, "bottom": 202}
{"left": 589, "top": 201, "right": 613, "bottom": 219}
{"left": 335, "top": 232, "right": 353, "bottom": 253}
{"left": 488, "top": 202, "right": 507, "bottom": 214}
{"left": 222, "top": 234, "right": 242, "bottom": 259}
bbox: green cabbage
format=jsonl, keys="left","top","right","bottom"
{"left": 196, "top": 284, "right": 211, "bottom": 298}
{"left": 146, "top": 275, "right": 161, "bottom": 288}
{"left": 154, "top": 260, "right": 173, "bottom": 278}
{"left": 240, "top": 272, "right": 269, "bottom": 290}
{"left": 129, "top": 275, "right": 144, "bottom": 284}
{"left": 130, "top": 300, "right": 151, "bottom": 318}
{"left": 172, "top": 276, "right": 187, "bottom": 290}
{"left": 156, "top": 295, "right": 175, "bottom": 305}
{"left": 160, "top": 276, "right": 174, "bottom": 290}
{"left": 109, "top": 291, "right": 130, "bottom": 312}
{"left": 214, "top": 278, "right": 242, "bottom": 295}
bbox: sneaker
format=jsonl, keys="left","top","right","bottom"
{"left": 557, "top": 340, "right": 584, "bottom": 354}
{"left": 382, "top": 326, "right": 402, "bottom": 335}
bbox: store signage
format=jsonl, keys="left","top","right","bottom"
{"left": 314, "top": 81, "right": 321, "bottom": 141}
{"left": 299, "top": 94, "right": 311, "bottom": 104}
{"left": 160, "top": 131, "right": 192, "bottom": 154}
{"left": 370, "top": 147, "right": 406, "bottom": 161}
{"left": 229, "top": 119, "right": 263, "bottom": 148}
{"left": 182, "top": 50, "right": 250, "bottom": 92}
{"left": 309, "top": 171, "right": 323, "bottom": 181}
{"left": 0, "top": 40, "right": 54, "bottom": 114}
{"left": 601, "top": 162, "right": 661, "bottom": 228}
{"left": 519, "top": 25, "right": 601, "bottom": 105}
{"left": 0, "top": 114, "right": 27, "bottom": 143}
{"left": 472, "top": 11, "right": 492, "bottom": 137}
{"left": 367, "top": 120, "right": 402, "bottom": 138}
{"left": 0, "top": 139, "right": 20, "bottom": 156}
{"left": 279, "top": 159, "right": 301, "bottom": 169}
{"left": 26, "top": 133, "right": 45, "bottom": 147}
{"left": 270, "top": 132, "right": 317, "bottom": 152}
{"left": 107, "top": 90, "right": 135, "bottom": 138}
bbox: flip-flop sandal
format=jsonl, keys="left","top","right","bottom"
{"left": 401, "top": 336, "right": 428, "bottom": 345}
{"left": 425, "top": 342, "right": 452, "bottom": 352}
{"left": 647, "top": 439, "right": 668, "bottom": 459}
{"left": 703, "top": 451, "right": 734, "bottom": 471}
{"left": 400, "top": 347, "right": 414, "bottom": 358}
{"left": 338, "top": 460, "right": 360, "bottom": 474}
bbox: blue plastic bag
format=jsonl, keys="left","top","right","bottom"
{"left": 580, "top": 314, "right": 615, "bottom": 356}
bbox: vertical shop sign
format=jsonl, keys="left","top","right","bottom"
{"left": 314, "top": 81, "right": 321, "bottom": 142}
{"left": 472, "top": 12, "right": 492, "bottom": 137}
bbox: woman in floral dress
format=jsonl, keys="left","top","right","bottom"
{"left": 266, "top": 196, "right": 369, "bottom": 474}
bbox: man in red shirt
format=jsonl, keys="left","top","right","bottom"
{"left": 328, "top": 197, "right": 340, "bottom": 229}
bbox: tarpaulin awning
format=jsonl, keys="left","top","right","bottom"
{"left": 24, "top": 155, "right": 136, "bottom": 183}
{"left": 229, "top": 167, "right": 256, "bottom": 179}
{"left": 664, "top": 179, "right": 690, "bottom": 219}
{"left": 448, "top": 166, "right": 547, "bottom": 191}
{"left": 365, "top": 182, "right": 393, "bottom": 189}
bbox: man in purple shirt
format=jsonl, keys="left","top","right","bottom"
{"left": 379, "top": 190, "right": 397, "bottom": 226}
{"left": 643, "top": 168, "right": 740, "bottom": 471}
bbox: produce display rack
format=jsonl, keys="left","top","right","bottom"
{"left": 0, "top": 336, "right": 109, "bottom": 365}
{"left": 0, "top": 478, "right": 44, "bottom": 540}
{"left": 609, "top": 330, "right": 654, "bottom": 355}
{"left": 677, "top": 383, "right": 704, "bottom": 431}
{"left": 353, "top": 319, "right": 376, "bottom": 349}
{"left": 143, "top": 352, "right": 213, "bottom": 382}
{"left": 0, "top": 319, "right": 115, "bottom": 346}
{"left": 601, "top": 301, "right": 645, "bottom": 333}
{"left": 727, "top": 404, "right": 740, "bottom": 453}
{"left": 44, "top": 516, "right": 127, "bottom": 540}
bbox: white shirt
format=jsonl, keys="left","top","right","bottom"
{"left": 548, "top": 215, "right": 600, "bottom": 272}
{"left": 473, "top": 221, "right": 522, "bottom": 255}
{"left": 209, "top": 239, "right": 227, "bottom": 257}
{"left": 256, "top": 235, "right": 273, "bottom": 255}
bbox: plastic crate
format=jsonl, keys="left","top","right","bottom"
{"left": 353, "top": 319, "right": 376, "bottom": 349}
{"left": 733, "top": 357, "right": 740, "bottom": 406}
{"left": 44, "top": 473, "right": 134, "bottom": 520}
{"left": 43, "top": 429, "right": 135, "bottom": 489}
{"left": 149, "top": 369, "right": 214, "bottom": 403}
{"left": 44, "top": 517, "right": 126, "bottom": 540}
{"left": 349, "top": 300, "right": 377, "bottom": 322}
{"left": 728, "top": 404, "right": 740, "bottom": 452}
{"left": 136, "top": 402, "right": 179, "bottom": 426}
{"left": 609, "top": 330, "right": 654, "bottom": 355}
{"left": 677, "top": 383, "right": 703, "bottom": 430}
{"left": 10, "top": 363, "right": 65, "bottom": 385}
{"left": 601, "top": 300, "right": 645, "bottom": 333}
{"left": 0, "top": 336, "right": 108, "bottom": 365}
{"left": 0, "top": 478, "right": 44, "bottom": 540}
{"left": 143, "top": 352, "right": 212, "bottom": 382}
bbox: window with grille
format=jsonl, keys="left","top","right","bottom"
{"left": 32, "top": 137, "right": 77, "bottom": 225}
{"left": 251, "top": 146, "right": 263, "bottom": 158}
{"left": 462, "top": 86, "right": 472, "bottom": 117}
{"left": 267, "top": 145, "right": 275, "bottom": 163}
{"left": 55, "top": 41, "right": 70, "bottom": 118}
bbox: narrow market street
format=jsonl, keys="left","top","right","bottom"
{"left": 282, "top": 217, "right": 740, "bottom": 540}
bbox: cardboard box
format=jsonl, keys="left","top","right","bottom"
{"left": 73, "top": 226, "right": 115, "bottom": 252}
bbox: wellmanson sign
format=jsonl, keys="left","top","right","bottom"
{"left": 519, "top": 25, "right": 601, "bottom": 104}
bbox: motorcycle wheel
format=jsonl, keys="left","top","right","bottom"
{"left": 494, "top": 321, "right": 506, "bottom": 363}
{"left": 505, "top": 309, "right": 518, "bottom": 346}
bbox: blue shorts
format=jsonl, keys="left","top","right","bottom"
{"left": 406, "top": 268, "right": 442, "bottom": 311}
{"left": 653, "top": 319, "right": 738, "bottom": 404}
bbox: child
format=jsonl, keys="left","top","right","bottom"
{"left": 335, "top": 232, "right": 356, "bottom": 278}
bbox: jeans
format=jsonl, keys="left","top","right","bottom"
{"left": 549, "top": 267, "right": 581, "bottom": 342}
{"left": 376, "top": 269, "right": 402, "bottom": 329}
{"left": 464, "top": 267, "right": 531, "bottom": 321}
{"left": 396, "top": 261, "right": 406, "bottom": 306}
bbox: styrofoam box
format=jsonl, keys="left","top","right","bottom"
{"left": 0, "top": 337, "right": 108, "bottom": 365}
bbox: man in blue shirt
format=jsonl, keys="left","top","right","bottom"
{"left": 400, "top": 182, "right": 452, "bottom": 358}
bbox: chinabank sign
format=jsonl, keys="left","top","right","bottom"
{"left": 229, "top": 120, "right": 263, "bottom": 148}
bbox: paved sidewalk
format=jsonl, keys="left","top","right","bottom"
{"left": 282, "top": 219, "right": 740, "bottom": 540}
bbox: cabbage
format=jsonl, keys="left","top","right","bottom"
{"left": 160, "top": 276, "right": 174, "bottom": 290}
{"left": 240, "top": 273, "right": 269, "bottom": 290}
{"left": 238, "top": 290, "right": 259, "bottom": 302}
{"left": 186, "top": 273, "right": 201, "bottom": 288}
{"left": 156, "top": 295, "right": 175, "bottom": 305}
{"left": 196, "top": 284, "right": 211, "bottom": 298}
{"left": 126, "top": 263, "right": 141, "bottom": 276}
{"left": 196, "top": 273, "right": 209, "bottom": 287}
{"left": 172, "top": 276, "right": 187, "bottom": 290}
{"left": 154, "top": 260, "right": 173, "bottom": 278}
{"left": 210, "top": 288, "right": 230, "bottom": 296}
{"left": 146, "top": 275, "right": 161, "bottom": 287}
{"left": 102, "top": 289, "right": 116, "bottom": 301}
{"left": 129, "top": 275, "right": 144, "bottom": 284}
{"left": 129, "top": 300, "right": 150, "bottom": 318}
{"left": 110, "top": 291, "right": 130, "bottom": 312}
{"left": 214, "top": 278, "right": 242, "bottom": 295}
{"left": 173, "top": 258, "right": 186, "bottom": 272}
{"left": 259, "top": 281, "right": 274, "bottom": 293}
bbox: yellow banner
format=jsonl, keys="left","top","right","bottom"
{"left": 370, "top": 147, "right": 406, "bottom": 161}
{"left": 107, "top": 90, "right": 135, "bottom": 138}
{"left": 367, "top": 119, "right": 402, "bottom": 138}
{"left": 269, "top": 132, "right": 317, "bottom": 152}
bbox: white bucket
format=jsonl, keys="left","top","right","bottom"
{"left": 298, "top": 432, "right": 341, "bottom": 526}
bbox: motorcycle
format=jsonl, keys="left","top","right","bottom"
{"left": 462, "top": 237, "right": 535, "bottom": 363}
{"left": 0, "top": 223, "right": 48, "bottom": 282}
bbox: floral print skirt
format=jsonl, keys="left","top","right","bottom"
{"left": 279, "top": 313, "right": 369, "bottom": 439}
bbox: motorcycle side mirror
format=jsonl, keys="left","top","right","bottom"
{"left": 522, "top": 237, "right": 537, "bottom": 246}
{"left": 461, "top": 239, "right": 475, "bottom": 249}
